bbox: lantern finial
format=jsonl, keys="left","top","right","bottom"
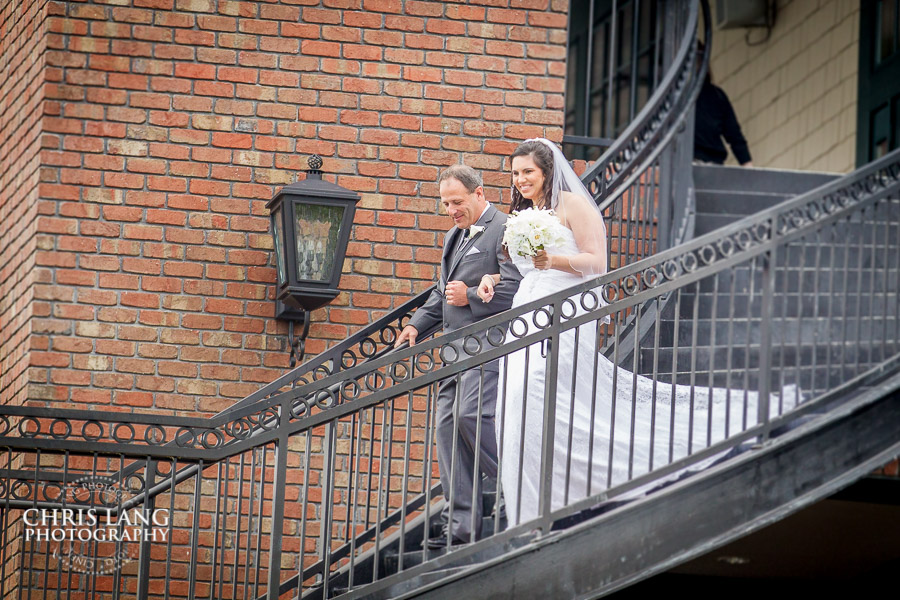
{"left": 307, "top": 155, "right": 323, "bottom": 179}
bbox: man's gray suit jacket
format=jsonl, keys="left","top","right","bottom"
{"left": 408, "top": 204, "right": 522, "bottom": 348}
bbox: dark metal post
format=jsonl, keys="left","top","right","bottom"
{"left": 758, "top": 244, "right": 776, "bottom": 441}
{"left": 266, "top": 403, "right": 290, "bottom": 598}
{"left": 136, "top": 459, "right": 157, "bottom": 600}
{"left": 539, "top": 301, "right": 562, "bottom": 530}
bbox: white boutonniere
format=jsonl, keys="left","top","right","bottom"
{"left": 468, "top": 225, "right": 485, "bottom": 238}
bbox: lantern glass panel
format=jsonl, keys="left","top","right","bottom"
{"left": 294, "top": 201, "right": 346, "bottom": 282}
{"left": 272, "top": 209, "right": 286, "bottom": 285}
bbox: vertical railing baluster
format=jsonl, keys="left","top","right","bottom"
{"left": 649, "top": 295, "right": 662, "bottom": 470}
{"left": 320, "top": 422, "right": 336, "bottom": 598}
{"left": 707, "top": 273, "right": 720, "bottom": 447}
{"left": 839, "top": 216, "right": 852, "bottom": 382}
{"left": 516, "top": 346, "right": 531, "bottom": 521}
{"left": 628, "top": 302, "right": 641, "bottom": 478}
{"left": 811, "top": 229, "right": 823, "bottom": 400}
{"left": 209, "top": 461, "right": 223, "bottom": 600}
{"left": 188, "top": 460, "right": 203, "bottom": 600}
{"left": 347, "top": 413, "right": 362, "bottom": 589}
{"left": 564, "top": 324, "right": 581, "bottom": 504}
{"left": 254, "top": 448, "right": 266, "bottom": 599}
{"left": 668, "top": 290, "right": 682, "bottom": 463}
{"left": 469, "top": 367, "right": 486, "bottom": 544}
{"left": 233, "top": 452, "right": 246, "bottom": 599}
{"left": 266, "top": 403, "right": 289, "bottom": 600}
{"left": 758, "top": 246, "right": 776, "bottom": 441}
{"left": 609, "top": 306, "right": 623, "bottom": 484}
{"left": 165, "top": 459, "right": 176, "bottom": 600}
{"left": 372, "top": 404, "right": 389, "bottom": 580}
{"left": 795, "top": 235, "right": 807, "bottom": 414}
{"left": 137, "top": 458, "right": 157, "bottom": 600}
{"left": 539, "top": 300, "right": 562, "bottom": 531}
{"left": 298, "top": 434, "right": 311, "bottom": 594}
{"left": 398, "top": 391, "right": 413, "bottom": 570}
{"left": 687, "top": 281, "right": 700, "bottom": 453}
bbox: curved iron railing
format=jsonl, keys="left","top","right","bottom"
{"left": 3, "top": 146, "right": 898, "bottom": 599}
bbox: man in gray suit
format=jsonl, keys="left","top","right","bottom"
{"left": 396, "top": 165, "right": 521, "bottom": 545}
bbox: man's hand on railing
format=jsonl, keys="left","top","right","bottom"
{"left": 395, "top": 324, "right": 419, "bottom": 348}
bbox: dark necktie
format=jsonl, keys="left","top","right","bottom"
{"left": 457, "top": 229, "right": 469, "bottom": 254}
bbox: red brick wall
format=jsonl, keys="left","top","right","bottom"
{"left": 14, "top": 0, "right": 569, "bottom": 413}
{"left": 0, "top": 0, "right": 48, "bottom": 408}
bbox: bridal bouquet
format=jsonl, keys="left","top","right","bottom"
{"left": 502, "top": 208, "right": 568, "bottom": 257}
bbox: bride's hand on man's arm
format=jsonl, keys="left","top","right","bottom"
{"left": 477, "top": 274, "right": 500, "bottom": 303}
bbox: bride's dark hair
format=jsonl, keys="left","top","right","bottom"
{"left": 509, "top": 140, "right": 555, "bottom": 213}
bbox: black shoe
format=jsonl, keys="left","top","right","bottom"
{"left": 426, "top": 532, "right": 469, "bottom": 549}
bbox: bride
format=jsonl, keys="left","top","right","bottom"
{"left": 479, "top": 138, "right": 796, "bottom": 526}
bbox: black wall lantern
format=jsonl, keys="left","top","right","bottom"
{"left": 267, "top": 155, "right": 360, "bottom": 366}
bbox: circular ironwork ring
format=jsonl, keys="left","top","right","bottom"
{"left": 200, "top": 429, "right": 224, "bottom": 450}
{"left": 415, "top": 352, "right": 435, "bottom": 373}
{"left": 662, "top": 259, "right": 680, "bottom": 280}
{"left": 822, "top": 195, "right": 837, "bottom": 214}
{"left": 359, "top": 338, "right": 378, "bottom": 358}
{"left": 49, "top": 419, "right": 72, "bottom": 440}
{"left": 144, "top": 424, "right": 167, "bottom": 445}
{"left": 601, "top": 283, "right": 619, "bottom": 304}
{"left": 125, "top": 474, "right": 145, "bottom": 494}
{"left": 82, "top": 420, "right": 103, "bottom": 442}
{"left": 622, "top": 274, "right": 640, "bottom": 296}
{"left": 290, "top": 400, "right": 310, "bottom": 419}
{"left": 532, "top": 306, "right": 553, "bottom": 329}
{"left": 174, "top": 427, "right": 197, "bottom": 448}
{"left": 806, "top": 201, "right": 822, "bottom": 221}
{"left": 580, "top": 289, "right": 600, "bottom": 311}
{"left": 462, "top": 335, "right": 482, "bottom": 356}
{"left": 390, "top": 360, "right": 410, "bottom": 383}
{"left": 715, "top": 237, "right": 735, "bottom": 257}
{"left": 0, "top": 416, "right": 10, "bottom": 437}
{"left": 560, "top": 298, "right": 578, "bottom": 320}
{"left": 642, "top": 267, "right": 660, "bottom": 288}
{"left": 364, "top": 370, "right": 386, "bottom": 392}
{"left": 19, "top": 417, "right": 40, "bottom": 438}
{"left": 341, "top": 380, "right": 362, "bottom": 401}
{"left": 314, "top": 389, "right": 336, "bottom": 409}
{"left": 224, "top": 418, "right": 251, "bottom": 440}
{"left": 438, "top": 343, "right": 459, "bottom": 365}
{"left": 43, "top": 482, "right": 64, "bottom": 503}
{"left": 341, "top": 349, "right": 358, "bottom": 370}
{"left": 508, "top": 316, "right": 529, "bottom": 339}
{"left": 486, "top": 325, "right": 506, "bottom": 348}
{"left": 313, "top": 365, "right": 331, "bottom": 380}
{"left": 836, "top": 191, "right": 850, "bottom": 207}
{"left": 789, "top": 210, "right": 805, "bottom": 228}
{"left": 697, "top": 245, "right": 717, "bottom": 265}
{"left": 258, "top": 407, "right": 280, "bottom": 431}
{"left": 379, "top": 326, "right": 397, "bottom": 346}
{"left": 12, "top": 481, "right": 32, "bottom": 500}
{"left": 734, "top": 229, "right": 753, "bottom": 250}
{"left": 111, "top": 423, "right": 136, "bottom": 444}
{"left": 752, "top": 221, "right": 770, "bottom": 241}
{"left": 680, "top": 252, "right": 698, "bottom": 273}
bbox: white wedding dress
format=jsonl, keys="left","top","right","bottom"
{"left": 498, "top": 226, "right": 798, "bottom": 526}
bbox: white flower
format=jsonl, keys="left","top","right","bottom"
{"left": 502, "top": 208, "right": 567, "bottom": 257}
{"left": 468, "top": 225, "right": 485, "bottom": 238}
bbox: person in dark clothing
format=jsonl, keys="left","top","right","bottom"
{"left": 693, "top": 43, "right": 753, "bottom": 166}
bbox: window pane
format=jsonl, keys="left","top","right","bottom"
{"left": 877, "top": 0, "right": 897, "bottom": 64}
{"left": 871, "top": 103, "right": 890, "bottom": 160}
{"left": 294, "top": 203, "right": 345, "bottom": 282}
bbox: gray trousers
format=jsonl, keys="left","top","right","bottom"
{"left": 435, "top": 364, "right": 499, "bottom": 541}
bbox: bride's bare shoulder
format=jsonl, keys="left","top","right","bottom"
{"left": 556, "top": 191, "right": 596, "bottom": 221}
